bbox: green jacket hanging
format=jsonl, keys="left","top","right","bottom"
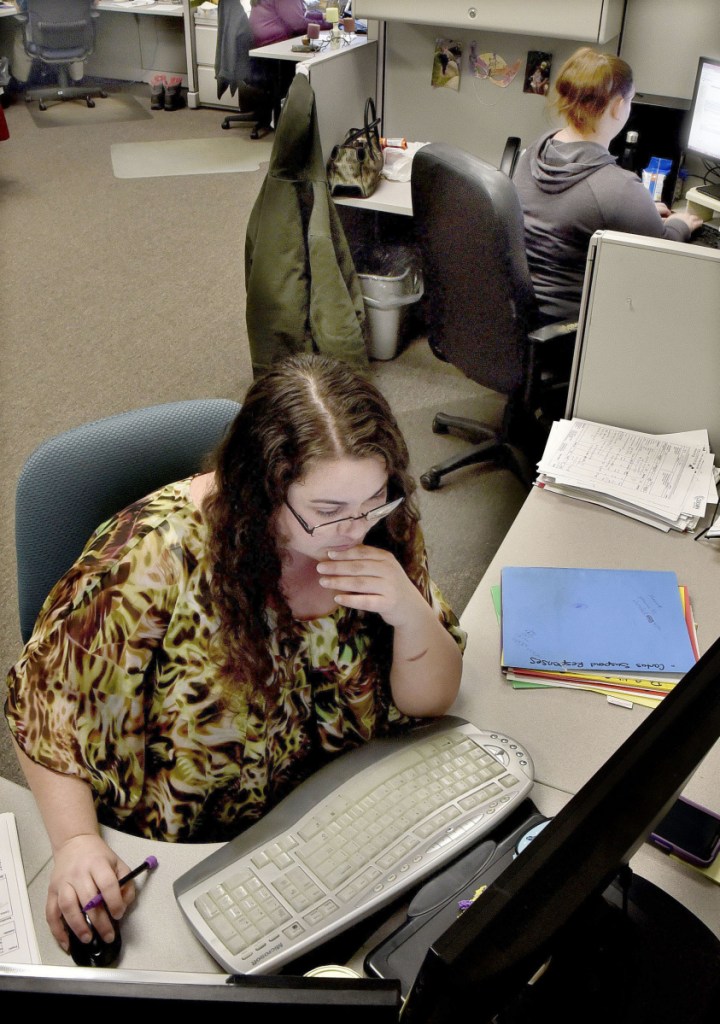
{"left": 245, "top": 72, "right": 369, "bottom": 375}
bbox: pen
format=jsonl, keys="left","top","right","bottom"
{"left": 82, "top": 855, "right": 159, "bottom": 912}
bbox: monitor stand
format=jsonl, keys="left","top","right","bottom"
{"left": 695, "top": 183, "right": 720, "bottom": 202}
{"left": 490, "top": 868, "right": 720, "bottom": 1024}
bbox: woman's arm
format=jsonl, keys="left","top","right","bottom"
{"left": 387, "top": 584, "right": 464, "bottom": 717}
{"left": 316, "top": 544, "right": 463, "bottom": 716}
{"left": 13, "top": 741, "right": 134, "bottom": 950}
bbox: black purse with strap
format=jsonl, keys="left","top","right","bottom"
{"left": 327, "top": 97, "right": 384, "bottom": 199}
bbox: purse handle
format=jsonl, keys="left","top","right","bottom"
{"left": 343, "top": 97, "right": 381, "bottom": 147}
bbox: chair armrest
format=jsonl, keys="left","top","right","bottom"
{"left": 527, "top": 319, "right": 578, "bottom": 345}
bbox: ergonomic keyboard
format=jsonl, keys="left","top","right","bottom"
{"left": 174, "top": 716, "right": 534, "bottom": 974}
{"left": 691, "top": 223, "right": 720, "bottom": 249}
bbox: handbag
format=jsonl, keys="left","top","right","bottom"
{"left": 327, "top": 97, "right": 384, "bottom": 199}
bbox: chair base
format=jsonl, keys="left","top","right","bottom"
{"left": 220, "top": 111, "right": 273, "bottom": 139}
{"left": 419, "top": 410, "right": 540, "bottom": 492}
{"left": 25, "top": 64, "right": 106, "bottom": 111}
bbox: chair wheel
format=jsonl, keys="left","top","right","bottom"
{"left": 420, "top": 471, "right": 441, "bottom": 491}
{"left": 431, "top": 416, "right": 449, "bottom": 435}
{"left": 39, "top": 101, "right": 47, "bottom": 111}
{"left": 222, "top": 120, "right": 230, "bottom": 129}
{"left": 87, "top": 99, "right": 95, "bottom": 107}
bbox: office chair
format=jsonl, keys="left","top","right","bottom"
{"left": 221, "top": 60, "right": 294, "bottom": 137}
{"left": 15, "top": 398, "right": 241, "bottom": 644}
{"left": 411, "top": 142, "right": 577, "bottom": 491}
{"left": 499, "top": 135, "right": 522, "bottom": 177}
{"left": 17, "top": 0, "right": 106, "bottom": 111}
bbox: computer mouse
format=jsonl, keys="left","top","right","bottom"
{"left": 514, "top": 819, "right": 551, "bottom": 858}
{"left": 66, "top": 912, "right": 122, "bottom": 967}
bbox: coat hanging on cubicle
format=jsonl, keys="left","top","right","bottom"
{"left": 244, "top": 72, "right": 369, "bottom": 375}
{"left": 215, "top": 0, "right": 253, "bottom": 100}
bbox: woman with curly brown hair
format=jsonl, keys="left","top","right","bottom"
{"left": 5, "top": 354, "right": 465, "bottom": 954}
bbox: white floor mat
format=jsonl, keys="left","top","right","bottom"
{"left": 110, "top": 136, "right": 274, "bottom": 178}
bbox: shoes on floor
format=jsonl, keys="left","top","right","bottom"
{"left": 164, "top": 76, "right": 184, "bottom": 111}
{"left": 150, "top": 74, "right": 165, "bottom": 110}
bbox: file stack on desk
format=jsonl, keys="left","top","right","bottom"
{"left": 535, "top": 419, "right": 718, "bottom": 533}
{"left": 499, "top": 566, "right": 699, "bottom": 707}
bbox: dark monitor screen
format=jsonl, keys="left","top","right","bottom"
{"left": 401, "top": 632, "right": 720, "bottom": 1024}
{"left": 0, "top": 964, "right": 401, "bottom": 1021}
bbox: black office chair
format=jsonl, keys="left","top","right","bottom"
{"left": 411, "top": 142, "right": 577, "bottom": 491}
{"left": 215, "top": 0, "right": 288, "bottom": 138}
{"left": 17, "top": 0, "right": 106, "bottom": 111}
{"left": 15, "top": 398, "right": 241, "bottom": 644}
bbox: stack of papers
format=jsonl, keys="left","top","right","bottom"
{"left": 535, "top": 419, "right": 718, "bottom": 532}
{"left": 498, "top": 566, "right": 699, "bottom": 708}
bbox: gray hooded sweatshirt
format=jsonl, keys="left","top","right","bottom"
{"left": 513, "top": 131, "right": 691, "bottom": 321}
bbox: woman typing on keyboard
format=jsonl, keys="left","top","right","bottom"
{"left": 514, "top": 47, "right": 703, "bottom": 323}
{"left": 5, "top": 354, "right": 465, "bottom": 955}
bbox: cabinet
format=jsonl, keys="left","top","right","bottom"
{"left": 355, "top": 0, "right": 625, "bottom": 44}
{"left": 194, "top": 12, "right": 240, "bottom": 109}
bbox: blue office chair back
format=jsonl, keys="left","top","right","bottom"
{"left": 15, "top": 398, "right": 241, "bottom": 644}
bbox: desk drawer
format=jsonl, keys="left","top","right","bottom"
{"left": 197, "top": 64, "right": 238, "bottom": 108}
{"left": 195, "top": 23, "right": 218, "bottom": 66}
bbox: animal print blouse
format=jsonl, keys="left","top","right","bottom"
{"left": 5, "top": 479, "right": 466, "bottom": 843}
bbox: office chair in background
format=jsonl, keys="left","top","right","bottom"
{"left": 411, "top": 142, "right": 577, "bottom": 491}
{"left": 15, "top": 398, "right": 241, "bottom": 644}
{"left": 17, "top": 0, "right": 106, "bottom": 111}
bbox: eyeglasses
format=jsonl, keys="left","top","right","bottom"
{"left": 285, "top": 496, "right": 405, "bottom": 537}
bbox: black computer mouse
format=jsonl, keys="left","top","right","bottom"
{"left": 66, "top": 912, "right": 122, "bottom": 967}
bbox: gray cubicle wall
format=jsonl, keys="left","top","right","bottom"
{"left": 371, "top": 3, "right": 720, "bottom": 168}
{"left": 308, "top": 40, "right": 378, "bottom": 165}
{"left": 567, "top": 230, "right": 720, "bottom": 455}
{"left": 379, "top": 22, "right": 582, "bottom": 165}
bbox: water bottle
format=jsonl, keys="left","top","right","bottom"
{"left": 619, "top": 130, "right": 639, "bottom": 174}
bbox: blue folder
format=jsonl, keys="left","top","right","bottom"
{"left": 500, "top": 567, "right": 696, "bottom": 675}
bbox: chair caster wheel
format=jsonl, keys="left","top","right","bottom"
{"left": 420, "top": 471, "right": 441, "bottom": 491}
{"left": 39, "top": 101, "right": 47, "bottom": 111}
{"left": 431, "top": 416, "right": 448, "bottom": 435}
{"left": 221, "top": 120, "right": 230, "bottom": 129}
{"left": 87, "top": 99, "right": 95, "bottom": 107}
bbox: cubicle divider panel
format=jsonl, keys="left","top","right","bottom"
{"left": 308, "top": 39, "right": 378, "bottom": 167}
{"left": 568, "top": 230, "right": 720, "bottom": 453}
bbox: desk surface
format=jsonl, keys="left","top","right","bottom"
{"left": 454, "top": 487, "right": 720, "bottom": 798}
{"left": 334, "top": 177, "right": 413, "bottom": 217}
{"left": 249, "top": 30, "right": 368, "bottom": 63}
{"left": 3, "top": 486, "right": 720, "bottom": 974}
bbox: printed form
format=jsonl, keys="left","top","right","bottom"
{"left": 0, "top": 812, "right": 40, "bottom": 963}
{"left": 536, "top": 420, "right": 717, "bottom": 531}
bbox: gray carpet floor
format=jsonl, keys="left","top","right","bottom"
{"left": 0, "top": 83, "right": 527, "bottom": 786}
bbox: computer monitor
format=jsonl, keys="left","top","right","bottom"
{"left": 401, "top": 632, "right": 720, "bottom": 1024}
{"left": 685, "top": 56, "right": 720, "bottom": 201}
{"left": 0, "top": 964, "right": 401, "bottom": 1021}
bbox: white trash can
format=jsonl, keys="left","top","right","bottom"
{"left": 358, "top": 259, "right": 424, "bottom": 361}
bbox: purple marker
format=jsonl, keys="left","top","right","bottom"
{"left": 82, "top": 855, "right": 158, "bottom": 912}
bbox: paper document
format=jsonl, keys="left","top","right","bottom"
{"left": 500, "top": 566, "right": 697, "bottom": 675}
{"left": 0, "top": 813, "right": 40, "bottom": 964}
{"left": 535, "top": 419, "right": 718, "bottom": 532}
